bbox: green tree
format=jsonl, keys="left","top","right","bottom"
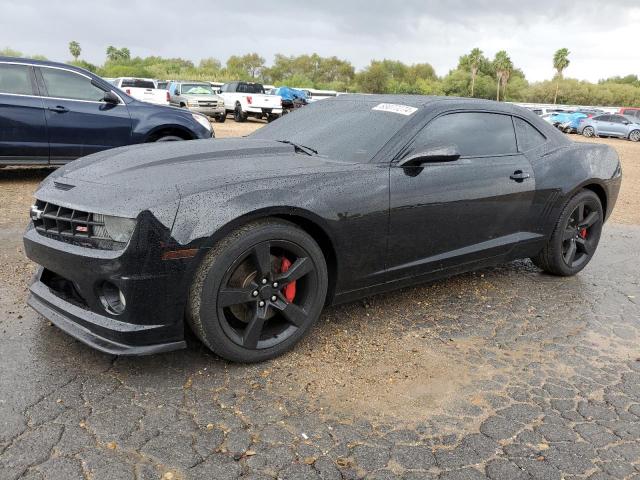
{"left": 492, "top": 50, "right": 513, "bottom": 101}
{"left": 0, "top": 47, "right": 23, "bottom": 57}
{"left": 106, "top": 46, "right": 131, "bottom": 63}
{"left": 466, "top": 48, "right": 484, "bottom": 97}
{"left": 552, "top": 48, "right": 570, "bottom": 104}
{"left": 68, "top": 41, "right": 81, "bottom": 61}
{"left": 226, "top": 53, "right": 265, "bottom": 79}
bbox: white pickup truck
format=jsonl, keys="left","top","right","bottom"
{"left": 218, "top": 81, "right": 282, "bottom": 122}
{"left": 112, "top": 78, "right": 169, "bottom": 105}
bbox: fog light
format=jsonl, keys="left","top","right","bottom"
{"left": 99, "top": 281, "right": 126, "bottom": 315}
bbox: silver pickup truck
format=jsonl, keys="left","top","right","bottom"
{"left": 168, "top": 81, "right": 226, "bottom": 123}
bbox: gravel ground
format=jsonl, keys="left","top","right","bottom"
{"left": 0, "top": 125, "right": 639, "bottom": 479}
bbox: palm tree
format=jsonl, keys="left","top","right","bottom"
{"left": 468, "top": 48, "right": 483, "bottom": 97}
{"left": 553, "top": 48, "right": 570, "bottom": 104}
{"left": 493, "top": 51, "right": 512, "bottom": 101}
{"left": 68, "top": 41, "right": 81, "bottom": 61}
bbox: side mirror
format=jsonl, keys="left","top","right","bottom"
{"left": 103, "top": 91, "right": 120, "bottom": 104}
{"left": 174, "top": 90, "right": 180, "bottom": 96}
{"left": 397, "top": 145, "right": 461, "bottom": 167}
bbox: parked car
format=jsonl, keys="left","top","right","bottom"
{"left": 619, "top": 107, "right": 640, "bottom": 123}
{"left": 168, "top": 81, "right": 226, "bottom": 122}
{"left": 0, "top": 57, "right": 213, "bottom": 166}
{"left": 24, "top": 95, "right": 621, "bottom": 362}
{"left": 558, "top": 112, "right": 588, "bottom": 133}
{"left": 272, "top": 86, "right": 308, "bottom": 112}
{"left": 218, "top": 81, "right": 283, "bottom": 122}
{"left": 112, "top": 77, "right": 169, "bottom": 105}
{"left": 156, "top": 80, "right": 169, "bottom": 90}
{"left": 578, "top": 113, "right": 640, "bottom": 141}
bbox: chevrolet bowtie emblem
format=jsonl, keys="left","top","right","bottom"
{"left": 30, "top": 205, "right": 43, "bottom": 221}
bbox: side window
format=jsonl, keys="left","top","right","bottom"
{"left": 513, "top": 117, "right": 546, "bottom": 151}
{"left": 411, "top": 112, "right": 517, "bottom": 157}
{"left": 40, "top": 68, "right": 105, "bottom": 101}
{"left": 0, "top": 63, "right": 34, "bottom": 95}
{"left": 596, "top": 115, "right": 611, "bottom": 122}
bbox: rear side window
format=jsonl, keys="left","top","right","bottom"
{"left": 40, "top": 68, "right": 105, "bottom": 101}
{"left": 412, "top": 112, "right": 517, "bottom": 157}
{"left": 120, "top": 78, "right": 155, "bottom": 89}
{"left": 594, "top": 115, "right": 609, "bottom": 122}
{"left": 514, "top": 117, "right": 546, "bottom": 151}
{"left": 0, "top": 63, "right": 34, "bottom": 95}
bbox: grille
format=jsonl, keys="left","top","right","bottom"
{"left": 31, "top": 200, "right": 120, "bottom": 249}
{"left": 198, "top": 101, "right": 218, "bottom": 107}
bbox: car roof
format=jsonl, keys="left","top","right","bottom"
{"left": 0, "top": 56, "right": 90, "bottom": 74}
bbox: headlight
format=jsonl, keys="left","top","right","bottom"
{"left": 188, "top": 99, "right": 199, "bottom": 107}
{"left": 93, "top": 214, "right": 136, "bottom": 243}
{"left": 192, "top": 113, "right": 212, "bottom": 131}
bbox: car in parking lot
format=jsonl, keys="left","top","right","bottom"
{"left": 168, "top": 81, "right": 226, "bottom": 122}
{"left": 24, "top": 95, "right": 621, "bottom": 362}
{"left": 0, "top": 57, "right": 214, "bottom": 166}
{"left": 619, "top": 107, "right": 640, "bottom": 123}
{"left": 578, "top": 113, "right": 640, "bottom": 141}
{"left": 112, "top": 77, "right": 169, "bottom": 105}
{"left": 218, "top": 81, "right": 283, "bottom": 122}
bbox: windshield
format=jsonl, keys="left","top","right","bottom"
{"left": 250, "top": 98, "right": 417, "bottom": 163}
{"left": 181, "top": 84, "right": 215, "bottom": 95}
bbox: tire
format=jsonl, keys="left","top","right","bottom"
{"left": 154, "top": 135, "right": 184, "bottom": 142}
{"left": 234, "top": 104, "right": 247, "bottom": 123}
{"left": 531, "top": 189, "right": 603, "bottom": 276}
{"left": 267, "top": 114, "right": 279, "bottom": 123}
{"left": 629, "top": 129, "right": 640, "bottom": 142}
{"left": 582, "top": 126, "right": 595, "bottom": 138}
{"left": 214, "top": 113, "right": 226, "bottom": 123}
{"left": 187, "top": 219, "right": 328, "bottom": 362}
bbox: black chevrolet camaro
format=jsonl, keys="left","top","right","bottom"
{"left": 24, "top": 95, "right": 622, "bottom": 362}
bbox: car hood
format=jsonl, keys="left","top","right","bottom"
{"left": 181, "top": 94, "right": 223, "bottom": 101}
{"left": 38, "top": 138, "right": 358, "bottom": 217}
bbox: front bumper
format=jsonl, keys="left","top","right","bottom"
{"left": 24, "top": 222, "right": 190, "bottom": 355}
{"left": 189, "top": 105, "right": 225, "bottom": 117}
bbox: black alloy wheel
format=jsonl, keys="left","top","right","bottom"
{"left": 532, "top": 189, "right": 603, "bottom": 276}
{"left": 188, "top": 219, "right": 328, "bottom": 362}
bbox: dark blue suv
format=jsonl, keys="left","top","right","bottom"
{"left": 0, "top": 57, "right": 214, "bottom": 167}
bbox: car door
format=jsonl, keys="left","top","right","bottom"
{"left": 35, "top": 66, "right": 132, "bottom": 164}
{"left": 596, "top": 115, "right": 615, "bottom": 135}
{"left": 386, "top": 111, "right": 536, "bottom": 279}
{"left": 0, "top": 62, "right": 48, "bottom": 165}
{"left": 608, "top": 115, "right": 629, "bottom": 137}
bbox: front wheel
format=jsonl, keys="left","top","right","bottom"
{"left": 629, "top": 129, "right": 640, "bottom": 142}
{"left": 187, "top": 219, "right": 328, "bottom": 362}
{"left": 531, "top": 189, "right": 603, "bottom": 276}
{"left": 214, "top": 113, "right": 227, "bottom": 123}
{"left": 154, "top": 135, "right": 183, "bottom": 142}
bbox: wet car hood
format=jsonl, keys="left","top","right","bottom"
{"left": 36, "top": 138, "right": 357, "bottom": 218}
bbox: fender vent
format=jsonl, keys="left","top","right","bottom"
{"left": 53, "top": 181, "right": 75, "bottom": 191}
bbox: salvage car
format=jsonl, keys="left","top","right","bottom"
{"left": 168, "top": 81, "right": 226, "bottom": 122}
{"left": 218, "top": 81, "right": 282, "bottom": 122}
{"left": 578, "top": 113, "right": 640, "bottom": 141}
{"left": 24, "top": 95, "right": 621, "bottom": 362}
{"left": 0, "top": 57, "right": 214, "bottom": 166}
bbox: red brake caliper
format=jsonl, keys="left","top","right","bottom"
{"left": 579, "top": 228, "right": 588, "bottom": 239}
{"left": 280, "top": 257, "right": 296, "bottom": 302}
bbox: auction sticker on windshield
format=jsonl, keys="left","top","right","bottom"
{"left": 372, "top": 103, "right": 418, "bottom": 115}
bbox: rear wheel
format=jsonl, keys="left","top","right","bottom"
{"left": 532, "top": 190, "right": 603, "bottom": 276}
{"left": 267, "top": 114, "right": 279, "bottom": 123}
{"left": 582, "top": 126, "right": 595, "bottom": 138}
{"left": 629, "top": 129, "right": 640, "bottom": 142}
{"left": 187, "top": 219, "right": 328, "bottom": 362}
{"left": 234, "top": 104, "right": 247, "bottom": 123}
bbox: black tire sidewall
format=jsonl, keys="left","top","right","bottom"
{"left": 548, "top": 190, "right": 603, "bottom": 276}
{"left": 195, "top": 221, "right": 328, "bottom": 362}
{"left": 155, "top": 135, "right": 183, "bottom": 142}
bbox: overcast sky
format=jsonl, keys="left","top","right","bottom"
{"left": 2, "top": 0, "right": 638, "bottom": 82}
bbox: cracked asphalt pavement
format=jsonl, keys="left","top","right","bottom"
{"left": 1, "top": 131, "right": 639, "bottom": 479}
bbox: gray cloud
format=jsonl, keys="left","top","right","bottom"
{"left": 1, "top": 0, "right": 638, "bottom": 81}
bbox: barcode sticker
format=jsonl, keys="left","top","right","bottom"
{"left": 372, "top": 103, "right": 418, "bottom": 116}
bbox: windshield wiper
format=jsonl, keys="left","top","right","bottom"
{"left": 275, "top": 140, "right": 318, "bottom": 156}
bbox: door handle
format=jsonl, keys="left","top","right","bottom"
{"left": 509, "top": 170, "right": 530, "bottom": 182}
{"left": 48, "top": 106, "right": 69, "bottom": 113}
